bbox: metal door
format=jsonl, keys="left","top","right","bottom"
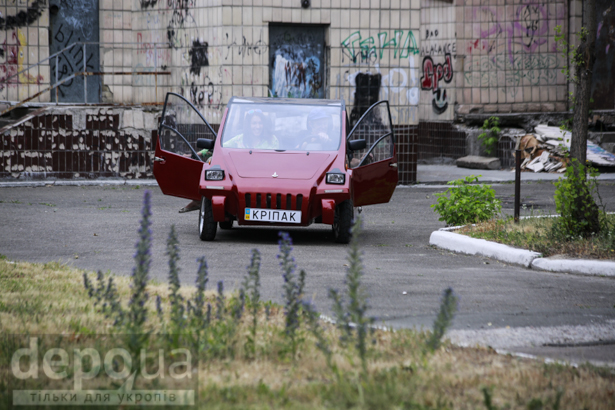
{"left": 49, "top": 0, "right": 100, "bottom": 102}
{"left": 269, "top": 25, "right": 326, "bottom": 99}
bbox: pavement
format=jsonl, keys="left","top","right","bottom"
{"left": 1, "top": 164, "right": 614, "bottom": 367}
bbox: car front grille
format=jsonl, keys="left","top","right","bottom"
{"left": 245, "top": 193, "right": 303, "bottom": 211}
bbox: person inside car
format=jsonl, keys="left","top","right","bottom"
{"left": 299, "top": 108, "right": 338, "bottom": 150}
{"left": 224, "top": 109, "right": 279, "bottom": 149}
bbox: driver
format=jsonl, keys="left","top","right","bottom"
{"left": 225, "top": 109, "right": 279, "bottom": 149}
{"left": 299, "top": 108, "right": 338, "bottom": 150}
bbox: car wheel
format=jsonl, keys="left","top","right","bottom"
{"left": 198, "top": 196, "right": 217, "bottom": 241}
{"left": 219, "top": 220, "right": 233, "bottom": 230}
{"left": 332, "top": 200, "right": 353, "bottom": 244}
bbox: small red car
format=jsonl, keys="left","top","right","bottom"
{"left": 153, "top": 94, "right": 398, "bottom": 243}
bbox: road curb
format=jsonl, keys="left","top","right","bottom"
{"left": 531, "top": 258, "right": 615, "bottom": 276}
{"left": 429, "top": 230, "right": 541, "bottom": 268}
{"left": 430, "top": 230, "right": 615, "bottom": 276}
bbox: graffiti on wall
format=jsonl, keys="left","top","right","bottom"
{"left": 0, "top": 30, "right": 44, "bottom": 91}
{"left": 421, "top": 53, "right": 453, "bottom": 115}
{"left": 349, "top": 73, "right": 381, "bottom": 126}
{"left": 271, "top": 47, "right": 322, "bottom": 98}
{"left": 180, "top": 70, "right": 223, "bottom": 109}
{"left": 167, "top": 0, "right": 196, "bottom": 49}
{"left": 189, "top": 40, "right": 209, "bottom": 76}
{"left": 420, "top": 28, "right": 457, "bottom": 57}
{"left": 224, "top": 32, "right": 268, "bottom": 61}
{"left": 0, "top": 0, "right": 45, "bottom": 31}
{"left": 341, "top": 30, "right": 419, "bottom": 64}
{"left": 140, "top": 0, "right": 158, "bottom": 9}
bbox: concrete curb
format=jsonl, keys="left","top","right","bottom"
{"left": 0, "top": 179, "right": 159, "bottom": 188}
{"left": 531, "top": 258, "right": 615, "bottom": 276}
{"left": 430, "top": 230, "right": 615, "bottom": 276}
{"left": 429, "top": 230, "right": 541, "bottom": 268}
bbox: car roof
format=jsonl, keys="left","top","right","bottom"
{"left": 228, "top": 96, "right": 346, "bottom": 110}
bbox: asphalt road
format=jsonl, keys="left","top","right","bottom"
{"left": 1, "top": 180, "right": 614, "bottom": 365}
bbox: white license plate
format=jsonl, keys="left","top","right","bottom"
{"left": 244, "top": 208, "right": 301, "bottom": 223}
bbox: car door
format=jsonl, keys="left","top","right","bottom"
{"left": 153, "top": 93, "right": 217, "bottom": 200}
{"left": 347, "top": 100, "right": 398, "bottom": 207}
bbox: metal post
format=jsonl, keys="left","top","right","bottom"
{"left": 514, "top": 149, "right": 521, "bottom": 223}
{"left": 55, "top": 55, "right": 59, "bottom": 104}
{"left": 154, "top": 44, "right": 158, "bottom": 102}
{"left": 83, "top": 43, "right": 87, "bottom": 103}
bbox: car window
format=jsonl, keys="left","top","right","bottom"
{"left": 347, "top": 101, "right": 394, "bottom": 168}
{"left": 221, "top": 103, "right": 342, "bottom": 151}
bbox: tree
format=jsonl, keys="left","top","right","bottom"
{"left": 566, "top": 0, "right": 600, "bottom": 237}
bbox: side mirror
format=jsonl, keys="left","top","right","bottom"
{"left": 196, "top": 138, "right": 214, "bottom": 150}
{"left": 348, "top": 139, "right": 366, "bottom": 151}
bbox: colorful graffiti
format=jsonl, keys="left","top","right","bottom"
{"left": 271, "top": 47, "right": 322, "bottom": 98}
{"left": 0, "top": 30, "right": 44, "bottom": 91}
{"left": 421, "top": 53, "right": 453, "bottom": 115}
{"left": 341, "top": 30, "right": 419, "bottom": 64}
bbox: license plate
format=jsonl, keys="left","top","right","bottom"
{"left": 244, "top": 208, "right": 301, "bottom": 223}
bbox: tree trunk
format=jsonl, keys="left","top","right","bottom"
{"left": 568, "top": 0, "right": 600, "bottom": 237}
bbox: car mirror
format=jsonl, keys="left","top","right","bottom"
{"left": 196, "top": 138, "right": 214, "bottom": 150}
{"left": 348, "top": 139, "right": 366, "bottom": 151}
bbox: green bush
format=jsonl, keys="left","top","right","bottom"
{"left": 431, "top": 175, "right": 501, "bottom": 226}
{"left": 477, "top": 117, "right": 501, "bottom": 156}
{"left": 552, "top": 160, "right": 601, "bottom": 239}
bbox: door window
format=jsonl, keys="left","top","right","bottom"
{"left": 347, "top": 101, "right": 394, "bottom": 168}
{"left": 160, "top": 93, "right": 217, "bottom": 159}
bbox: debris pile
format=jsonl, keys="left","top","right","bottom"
{"left": 515, "top": 125, "right": 615, "bottom": 172}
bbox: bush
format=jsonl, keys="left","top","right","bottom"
{"left": 477, "top": 117, "right": 501, "bottom": 156}
{"left": 552, "top": 160, "right": 601, "bottom": 239}
{"left": 431, "top": 175, "right": 501, "bottom": 226}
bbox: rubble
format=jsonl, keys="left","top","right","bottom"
{"left": 514, "top": 125, "right": 615, "bottom": 173}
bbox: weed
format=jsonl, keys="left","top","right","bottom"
{"left": 426, "top": 287, "right": 458, "bottom": 352}
{"left": 243, "top": 249, "right": 261, "bottom": 359}
{"left": 478, "top": 116, "right": 501, "bottom": 156}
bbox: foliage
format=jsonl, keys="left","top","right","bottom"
{"left": 477, "top": 116, "right": 501, "bottom": 156}
{"left": 554, "top": 25, "right": 589, "bottom": 85}
{"left": 431, "top": 175, "right": 502, "bottom": 226}
{"left": 553, "top": 159, "right": 601, "bottom": 238}
{"left": 426, "top": 288, "right": 458, "bottom": 352}
{"left": 278, "top": 231, "right": 306, "bottom": 358}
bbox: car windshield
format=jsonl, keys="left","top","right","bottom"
{"left": 220, "top": 103, "right": 342, "bottom": 151}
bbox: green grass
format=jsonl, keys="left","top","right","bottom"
{"left": 1, "top": 258, "right": 614, "bottom": 409}
{"left": 459, "top": 214, "right": 615, "bottom": 259}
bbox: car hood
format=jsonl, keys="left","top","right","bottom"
{"left": 228, "top": 151, "right": 333, "bottom": 180}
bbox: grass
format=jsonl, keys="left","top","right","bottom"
{"left": 458, "top": 214, "right": 615, "bottom": 259}
{"left": 1, "top": 258, "right": 614, "bottom": 409}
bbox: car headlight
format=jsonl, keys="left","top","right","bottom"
{"left": 205, "top": 169, "right": 225, "bottom": 181}
{"left": 326, "top": 171, "right": 345, "bottom": 184}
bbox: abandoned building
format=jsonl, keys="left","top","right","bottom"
{"left": 1, "top": 0, "right": 614, "bottom": 183}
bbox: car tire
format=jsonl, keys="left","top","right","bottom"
{"left": 198, "top": 196, "right": 217, "bottom": 241}
{"left": 219, "top": 220, "right": 233, "bottom": 230}
{"left": 332, "top": 200, "right": 353, "bottom": 244}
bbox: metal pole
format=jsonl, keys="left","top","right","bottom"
{"left": 55, "top": 55, "right": 59, "bottom": 104}
{"left": 514, "top": 149, "right": 521, "bottom": 223}
{"left": 83, "top": 43, "right": 87, "bottom": 103}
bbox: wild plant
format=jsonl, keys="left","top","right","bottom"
{"left": 166, "top": 225, "right": 185, "bottom": 332}
{"left": 243, "top": 249, "right": 262, "bottom": 358}
{"left": 278, "top": 231, "right": 306, "bottom": 358}
{"left": 216, "top": 280, "right": 225, "bottom": 320}
{"left": 426, "top": 287, "right": 458, "bottom": 352}
{"left": 328, "top": 216, "right": 375, "bottom": 373}
{"left": 191, "top": 256, "right": 209, "bottom": 329}
{"left": 302, "top": 300, "right": 334, "bottom": 372}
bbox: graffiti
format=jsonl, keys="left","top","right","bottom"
{"left": 471, "top": 3, "right": 565, "bottom": 65}
{"left": 188, "top": 40, "right": 209, "bottom": 76}
{"left": 271, "top": 47, "right": 322, "bottom": 98}
{"left": 421, "top": 53, "right": 453, "bottom": 115}
{"left": 140, "top": 0, "right": 158, "bottom": 9}
{"left": 0, "top": 30, "right": 44, "bottom": 91}
{"left": 166, "top": 0, "right": 196, "bottom": 49}
{"left": 180, "top": 72, "right": 222, "bottom": 109}
{"left": 420, "top": 43, "right": 457, "bottom": 57}
{"left": 0, "top": 0, "right": 45, "bottom": 30}
{"left": 136, "top": 33, "right": 170, "bottom": 66}
{"left": 50, "top": 23, "right": 95, "bottom": 97}
{"left": 55, "top": 0, "right": 97, "bottom": 40}
{"left": 341, "top": 30, "right": 419, "bottom": 64}
{"left": 224, "top": 32, "right": 268, "bottom": 60}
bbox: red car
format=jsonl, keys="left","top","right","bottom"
{"left": 153, "top": 94, "right": 398, "bottom": 243}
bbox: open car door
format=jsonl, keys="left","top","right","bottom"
{"left": 153, "top": 93, "right": 217, "bottom": 200}
{"left": 347, "top": 101, "right": 398, "bottom": 207}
